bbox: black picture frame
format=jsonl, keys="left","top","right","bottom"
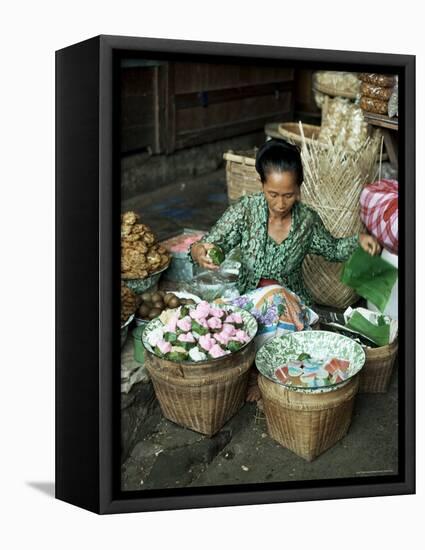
{"left": 56, "top": 34, "right": 415, "bottom": 514}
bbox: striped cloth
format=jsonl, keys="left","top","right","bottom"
{"left": 360, "top": 179, "right": 398, "bottom": 254}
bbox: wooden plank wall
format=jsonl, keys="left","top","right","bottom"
{"left": 120, "top": 61, "right": 295, "bottom": 155}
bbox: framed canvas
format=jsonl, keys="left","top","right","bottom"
{"left": 56, "top": 35, "right": 415, "bottom": 514}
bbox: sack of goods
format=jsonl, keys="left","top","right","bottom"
{"left": 360, "top": 179, "right": 398, "bottom": 254}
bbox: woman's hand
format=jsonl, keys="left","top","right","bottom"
{"left": 191, "top": 242, "right": 220, "bottom": 270}
{"left": 359, "top": 233, "right": 381, "bottom": 256}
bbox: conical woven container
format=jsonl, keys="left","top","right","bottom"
{"left": 258, "top": 374, "right": 359, "bottom": 461}
{"left": 300, "top": 129, "right": 380, "bottom": 308}
{"left": 145, "top": 342, "right": 255, "bottom": 436}
{"left": 359, "top": 339, "right": 398, "bottom": 393}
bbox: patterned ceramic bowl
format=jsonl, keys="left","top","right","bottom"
{"left": 255, "top": 330, "right": 365, "bottom": 394}
{"left": 142, "top": 304, "right": 258, "bottom": 364}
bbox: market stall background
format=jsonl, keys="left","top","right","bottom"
{"left": 119, "top": 61, "right": 399, "bottom": 490}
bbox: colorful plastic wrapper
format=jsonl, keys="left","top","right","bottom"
{"left": 360, "top": 96, "right": 388, "bottom": 115}
{"left": 274, "top": 355, "right": 351, "bottom": 389}
{"left": 359, "top": 73, "right": 396, "bottom": 87}
{"left": 340, "top": 247, "right": 398, "bottom": 312}
{"left": 360, "top": 82, "right": 393, "bottom": 101}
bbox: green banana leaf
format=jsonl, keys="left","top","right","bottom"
{"left": 340, "top": 247, "right": 398, "bottom": 312}
{"left": 346, "top": 311, "right": 390, "bottom": 346}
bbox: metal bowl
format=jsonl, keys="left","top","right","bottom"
{"left": 121, "top": 264, "right": 169, "bottom": 295}
{"left": 120, "top": 313, "right": 135, "bottom": 348}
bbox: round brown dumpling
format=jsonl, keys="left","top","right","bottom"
{"left": 151, "top": 291, "right": 163, "bottom": 303}
{"left": 141, "top": 291, "right": 153, "bottom": 302}
{"left": 138, "top": 304, "right": 150, "bottom": 318}
{"left": 148, "top": 307, "right": 162, "bottom": 319}
{"left": 152, "top": 299, "right": 165, "bottom": 310}
{"left": 167, "top": 296, "right": 180, "bottom": 309}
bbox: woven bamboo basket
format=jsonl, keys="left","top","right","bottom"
{"left": 223, "top": 149, "right": 261, "bottom": 203}
{"left": 359, "top": 339, "right": 398, "bottom": 393}
{"left": 144, "top": 342, "right": 255, "bottom": 436}
{"left": 300, "top": 130, "right": 381, "bottom": 309}
{"left": 278, "top": 122, "right": 322, "bottom": 148}
{"left": 258, "top": 373, "right": 359, "bottom": 461}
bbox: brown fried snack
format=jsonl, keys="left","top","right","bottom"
{"left": 121, "top": 212, "right": 170, "bottom": 279}
{"left": 121, "top": 283, "right": 138, "bottom": 323}
{"left": 142, "top": 232, "right": 156, "bottom": 245}
{"left": 121, "top": 211, "right": 139, "bottom": 226}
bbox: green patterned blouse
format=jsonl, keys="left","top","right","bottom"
{"left": 199, "top": 192, "right": 359, "bottom": 305}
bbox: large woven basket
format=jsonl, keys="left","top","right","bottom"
{"left": 258, "top": 373, "right": 359, "bottom": 461}
{"left": 145, "top": 342, "right": 255, "bottom": 436}
{"left": 278, "top": 122, "right": 322, "bottom": 148}
{"left": 223, "top": 149, "right": 261, "bottom": 203}
{"left": 359, "top": 339, "right": 398, "bottom": 393}
{"left": 300, "top": 133, "right": 380, "bottom": 309}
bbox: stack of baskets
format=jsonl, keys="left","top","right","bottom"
{"left": 223, "top": 150, "right": 261, "bottom": 203}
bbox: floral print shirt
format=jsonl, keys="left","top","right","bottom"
{"left": 199, "top": 192, "right": 359, "bottom": 305}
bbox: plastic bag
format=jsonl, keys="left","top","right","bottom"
{"left": 319, "top": 96, "right": 368, "bottom": 152}
{"left": 340, "top": 247, "right": 398, "bottom": 312}
{"left": 388, "top": 76, "right": 398, "bottom": 118}
{"left": 184, "top": 269, "right": 240, "bottom": 302}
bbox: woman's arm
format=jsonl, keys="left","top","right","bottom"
{"left": 308, "top": 211, "right": 360, "bottom": 262}
{"left": 190, "top": 199, "right": 246, "bottom": 267}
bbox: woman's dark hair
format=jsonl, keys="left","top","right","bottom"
{"left": 255, "top": 139, "right": 303, "bottom": 186}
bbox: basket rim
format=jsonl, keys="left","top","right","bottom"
{"left": 223, "top": 150, "right": 257, "bottom": 165}
{"left": 277, "top": 122, "right": 325, "bottom": 147}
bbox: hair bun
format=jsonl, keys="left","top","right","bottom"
{"left": 255, "top": 139, "right": 300, "bottom": 172}
{"left": 255, "top": 138, "right": 303, "bottom": 186}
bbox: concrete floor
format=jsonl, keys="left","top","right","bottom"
{"left": 121, "top": 168, "right": 228, "bottom": 241}
{"left": 121, "top": 366, "right": 398, "bottom": 491}
{"left": 120, "top": 167, "right": 399, "bottom": 491}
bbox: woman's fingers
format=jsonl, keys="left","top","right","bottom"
{"left": 361, "top": 234, "right": 382, "bottom": 256}
{"left": 194, "top": 243, "right": 220, "bottom": 270}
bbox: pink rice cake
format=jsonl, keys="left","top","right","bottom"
{"left": 330, "top": 370, "right": 348, "bottom": 384}
{"left": 275, "top": 365, "right": 289, "bottom": 383}
{"left": 324, "top": 357, "right": 350, "bottom": 375}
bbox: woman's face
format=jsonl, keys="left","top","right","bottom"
{"left": 262, "top": 170, "right": 300, "bottom": 217}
